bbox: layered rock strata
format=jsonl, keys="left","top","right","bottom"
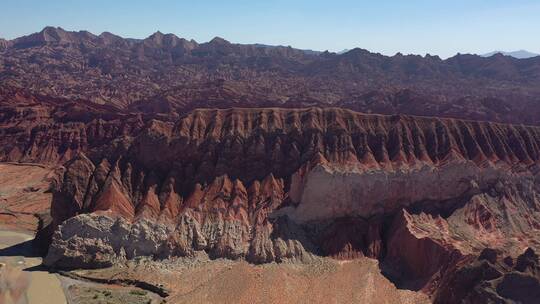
{"left": 3, "top": 27, "right": 540, "bottom": 125}
{"left": 35, "top": 108, "right": 540, "bottom": 297}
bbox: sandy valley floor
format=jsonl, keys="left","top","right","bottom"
{"left": 0, "top": 229, "right": 66, "bottom": 304}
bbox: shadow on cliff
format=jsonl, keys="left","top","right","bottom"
{"left": 269, "top": 211, "right": 457, "bottom": 292}
{"left": 270, "top": 216, "right": 321, "bottom": 257}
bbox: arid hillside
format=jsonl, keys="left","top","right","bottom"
{"left": 12, "top": 106, "right": 534, "bottom": 303}
{"left": 0, "top": 163, "right": 58, "bottom": 232}
{"left": 3, "top": 27, "right": 540, "bottom": 304}
{"left": 2, "top": 27, "right": 540, "bottom": 125}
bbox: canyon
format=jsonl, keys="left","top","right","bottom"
{"left": 2, "top": 27, "right": 540, "bottom": 303}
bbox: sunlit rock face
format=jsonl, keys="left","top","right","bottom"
{"left": 287, "top": 161, "right": 508, "bottom": 222}
{"left": 34, "top": 107, "right": 540, "bottom": 296}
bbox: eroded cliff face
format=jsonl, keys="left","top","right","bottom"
{"left": 0, "top": 87, "right": 144, "bottom": 164}
{"left": 433, "top": 248, "right": 540, "bottom": 304}
{"left": 35, "top": 107, "right": 540, "bottom": 296}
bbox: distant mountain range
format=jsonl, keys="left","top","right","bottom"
{"left": 252, "top": 43, "right": 322, "bottom": 55}
{"left": 2, "top": 26, "right": 540, "bottom": 125}
{"left": 481, "top": 50, "right": 539, "bottom": 59}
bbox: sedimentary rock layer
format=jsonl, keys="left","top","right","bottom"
{"left": 3, "top": 27, "right": 540, "bottom": 125}
{"left": 36, "top": 107, "right": 540, "bottom": 297}
{"left": 0, "top": 163, "right": 58, "bottom": 232}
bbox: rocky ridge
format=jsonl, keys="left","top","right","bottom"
{"left": 30, "top": 107, "right": 540, "bottom": 298}
{"left": 434, "top": 248, "right": 540, "bottom": 304}
{"left": 2, "top": 27, "right": 540, "bottom": 125}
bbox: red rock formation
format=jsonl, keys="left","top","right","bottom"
{"left": 37, "top": 107, "right": 540, "bottom": 224}
{"left": 1, "top": 85, "right": 539, "bottom": 298}
{"left": 384, "top": 210, "right": 465, "bottom": 292}
{"left": 0, "top": 87, "right": 144, "bottom": 164}
{"left": 30, "top": 107, "right": 539, "bottom": 303}
{"left": 4, "top": 27, "right": 540, "bottom": 301}
{"left": 2, "top": 27, "right": 540, "bottom": 125}
{"left": 0, "top": 163, "right": 58, "bottom": 232}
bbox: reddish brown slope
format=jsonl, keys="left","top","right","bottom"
{"left": 34, "top": 108, "right": 540, "bottom": 301}
{"left": 33, "top": 106, "right": 540, "bottom": 223}
{"left": 0, "top": 87, "right": 144, "bottom": 164}
{"left": 0, "top": 163, "right": 58, "bottom": 232}
{"left": 3, "top": 27, "right": 540, "bottom": 125}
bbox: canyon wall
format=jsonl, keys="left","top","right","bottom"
{"left": 25, "top": 107, "right": 540, "bottom": 295}
{"left": 3, "top": 27, "right": 540, "bottom": 302}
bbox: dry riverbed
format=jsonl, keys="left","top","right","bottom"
{"left": 0, "top": 229, "right": 163, "bottom": 304}
{"left": 0, "top": 163, "right": 162, "bottom": 304}
{"left": 0, "top": 229, "right": 66, "bottom": 304}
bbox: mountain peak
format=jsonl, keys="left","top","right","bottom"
{"left": 209, "top": 36, "right": 230, "bottom": 45}
{"left": 40, "top": 26, "right": 65, "bottom": 33}
{"left": 12, "top": 26, "right": 97, "bottom": 47}
{"left": 99, "top": 31, "right": 121, "bottom": 39}
{"left": 143, "top": 31, "right": 192, "bottom": 49}
{"left": 145, "top": 31, "right": 165, "bottom": 43}
{"left": 341, "top": 48, "right": 374, "bottom": 57}
{"left": 149, "top": 31, "right": 164, "bottom": 38}
{"left": 481, "top": 50, "right": 539, "bottom": 59}
{"left": 39, "top": 26, "right": 69, "bottom": 41}
{"left": 98, "top": 31, "right": 126, "bottom": 45}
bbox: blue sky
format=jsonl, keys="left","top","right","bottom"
{"left": 1, "top": 0, "right": 539, "bottom": 58}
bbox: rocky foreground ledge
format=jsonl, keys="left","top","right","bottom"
{"left": 17, "top": 107, "right": 540, "bottom": 301}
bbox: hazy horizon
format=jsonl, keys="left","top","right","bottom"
{"left": 1, "top": 0, "right": 540, "bottom": 58}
